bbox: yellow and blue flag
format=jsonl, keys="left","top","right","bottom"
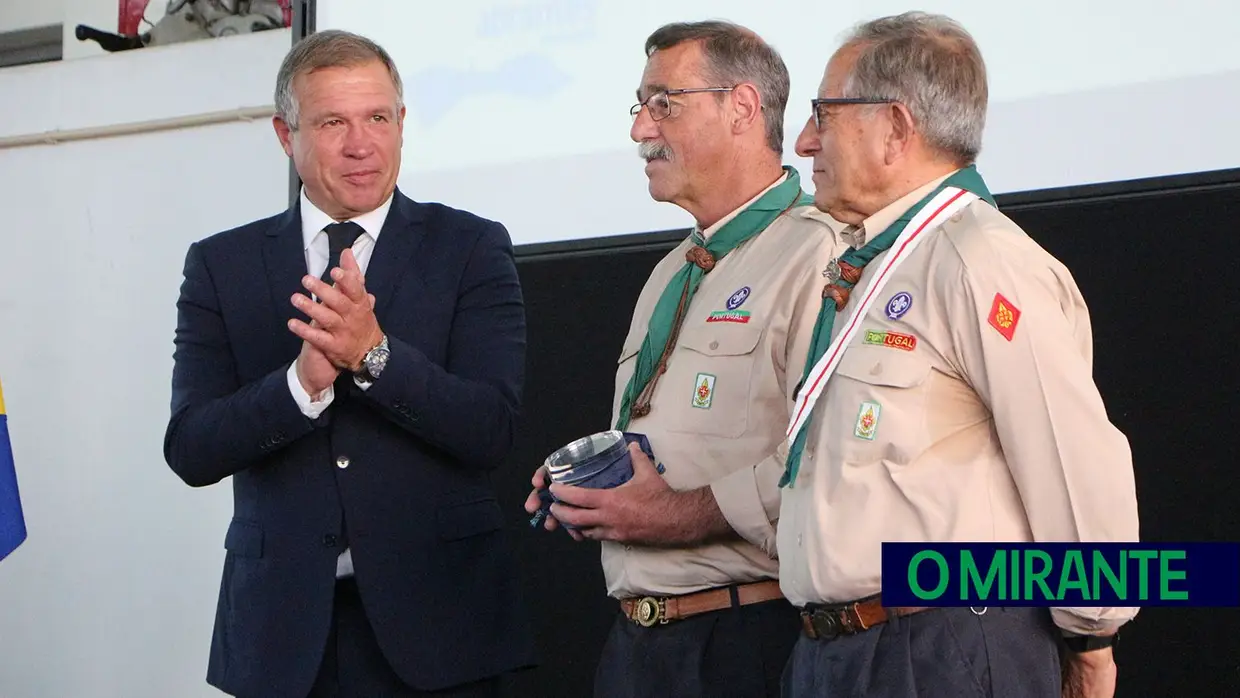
{"left": 0, "top": 378, "right": 26, "bottom": 562}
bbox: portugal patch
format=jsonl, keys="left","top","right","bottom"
{"left": 987, "top": 293, "right": 1021, "bottom": 341}
{"left": 862, "top": 329, "right": 918, "bottom": 352}
{"left": 707, "top": 310, "right": 751, "bottom": 324}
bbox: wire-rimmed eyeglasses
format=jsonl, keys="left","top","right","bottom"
{"left": 811, "top": 97, "right": 896, "bottom": 130}
{"left": 631, "top": 87, "right": 735, "bottom": 121}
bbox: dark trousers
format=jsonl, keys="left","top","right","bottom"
{"left": 780, "top": 606, "right": 1061, "bottom": 698}
{"left": 594, "top": 598, "right": 802, "bottom": 698}
{"left": 307, "top": 578, "right": 505, "bottom": 698}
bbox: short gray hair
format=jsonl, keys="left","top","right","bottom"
{"left": 840, "top": 12, "right": 987, "bottom": 164}
{"left": 645, "top": 21, "right": 790, "bottom": 154}
{"left": 274, "top": 30, "right": 404, "bottom": 130}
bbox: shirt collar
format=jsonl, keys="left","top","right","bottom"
{"left": 695, "top": 171, "right": 789, "bottom": 241}
{"left": 299, "top": 187, "right": 395, "bottom": 250}
{"left": 845, "top": 171, "right": 956, "bottom": 249}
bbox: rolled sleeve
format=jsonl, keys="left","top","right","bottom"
{"left": 1051, "top": 608, "right": 1130, "bottom": 636}
{"left": 710, "top": 444, "right": 788, "bottom": 557}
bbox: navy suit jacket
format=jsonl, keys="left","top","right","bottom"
{"left": 163, "top": 190, "right": 536, "bottom": 697}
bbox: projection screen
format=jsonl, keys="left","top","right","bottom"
{"left": 313, "top": 0, "right": 1240, "bottom": 247}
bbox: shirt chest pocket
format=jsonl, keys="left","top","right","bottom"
{"left": 830, "top": 346, "right": 933, "bottom": 458}
{"left": 660, "top": 325, "right": 764, "bottom": 438}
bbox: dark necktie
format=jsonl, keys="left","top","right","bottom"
{"left": 321, "top": 221, "right": 364, "bottom": 284}
{"left": 319, "top": 223, "right": 364, "bottom": 564}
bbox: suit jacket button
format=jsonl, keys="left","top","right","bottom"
{"left": 336, "top": 455, "right": 350, "bottom": 469}
{"left": 323, "top": 534, "right": 337, "bottom": 547}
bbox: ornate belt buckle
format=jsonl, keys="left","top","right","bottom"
{"left": 634, "top": 596, "right": 666, "bottom": 627}
{"left": 807, "top": 606, "right": 860, "bottom": 640}
{"left": 815, "top": 609, "right": 842, "bottom": 639}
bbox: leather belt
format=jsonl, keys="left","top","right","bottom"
{"left": 800, "top": 595, "right": 930, "bottom": 641}
{"left": 619, "top": 580, "right": 785, "bottom": 627}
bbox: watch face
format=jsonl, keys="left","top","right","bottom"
{"left": 366, "top": 347, "right": 390, "bottom": 374}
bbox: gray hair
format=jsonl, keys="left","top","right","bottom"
{"left": 839, "top": 12, "right": 988, "bottom": 164}
{"left": 274, "top": 30, "right": 404, "bottom": 130}
{"left": 645, "top": 21, "right": 790, "bottom": 154}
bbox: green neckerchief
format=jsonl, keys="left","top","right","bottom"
{"left": 780, "top": 165, "right": 996, "bottom": 487}
{"left": 615, "top": 166, "right": 813, "bottom": 431}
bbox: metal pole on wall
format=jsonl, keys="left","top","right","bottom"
{"left": 287, "top": 0, "right": 316, "bottom": 208}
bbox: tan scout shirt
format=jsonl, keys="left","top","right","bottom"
{"left": 603, "top": 175, "right": 849, "bottom": 599}
{"left": 776, "top": 173, "right": 1140, "bottom": 635}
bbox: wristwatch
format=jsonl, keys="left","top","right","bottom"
{"left": 1063, "top": 633, "right": 1119, "bottom": 653}
{"left": 354, "top": 334, "right": 390, "bottom": 384}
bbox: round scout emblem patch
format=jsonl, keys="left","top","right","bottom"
{"left": 885, "top": 291, "right": 912, "bottom": 321}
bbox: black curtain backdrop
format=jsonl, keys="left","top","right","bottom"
{"left": 496, "top": 171, "right": 1240, "bottom": 698}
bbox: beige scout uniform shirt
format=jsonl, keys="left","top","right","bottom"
{"left": 604, "top": 175, "right": 849, "bottom": 599}
{"left": 777, "top": 173, "right": 1140, "bottom": 635}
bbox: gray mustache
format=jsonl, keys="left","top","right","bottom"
{"left": 638, "top": 141, "right": 672, "bottom": 162}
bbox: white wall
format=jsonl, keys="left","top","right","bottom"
{"left": 0, "top": 28, "right": 281, "bottom": 139}
{"left": 0, "top": 0, "right": 65, "bottom": 33}
{"left": 0, "top": 30, "right": 291, "bottom": 698}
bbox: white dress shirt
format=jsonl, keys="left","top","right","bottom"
{"left": 284, "top": 187, "right": 394, "bottom": 578}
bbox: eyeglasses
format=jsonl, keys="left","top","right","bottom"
{"left": 811, "top": 97, "right": 896, "bottom": 130}
{"left": 631, "top": 87, "right": 735, "bottom": 122}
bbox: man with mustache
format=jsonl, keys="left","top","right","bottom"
{"left": 777, "top": 12, "right": 1138, "bottom": 698}
{"left": 525, "top": 20, "right": 848, "bottom": 698}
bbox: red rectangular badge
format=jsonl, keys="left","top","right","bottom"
{"left": 987, "top": 293, "right": 1021, "bottom": 341}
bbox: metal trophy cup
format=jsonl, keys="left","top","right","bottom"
{"left": 529, "top": 431, "right": 662, "bottom": 529}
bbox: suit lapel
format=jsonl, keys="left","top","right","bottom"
{"left": 365, "top": 190, "right": 427, "bottom": 319}
{"left": 262, "top": 207, "right": 309, "bottom": 359}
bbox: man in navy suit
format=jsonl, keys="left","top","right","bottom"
{"left": 163, "top": 29, "right": 534, "bottom": 698}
